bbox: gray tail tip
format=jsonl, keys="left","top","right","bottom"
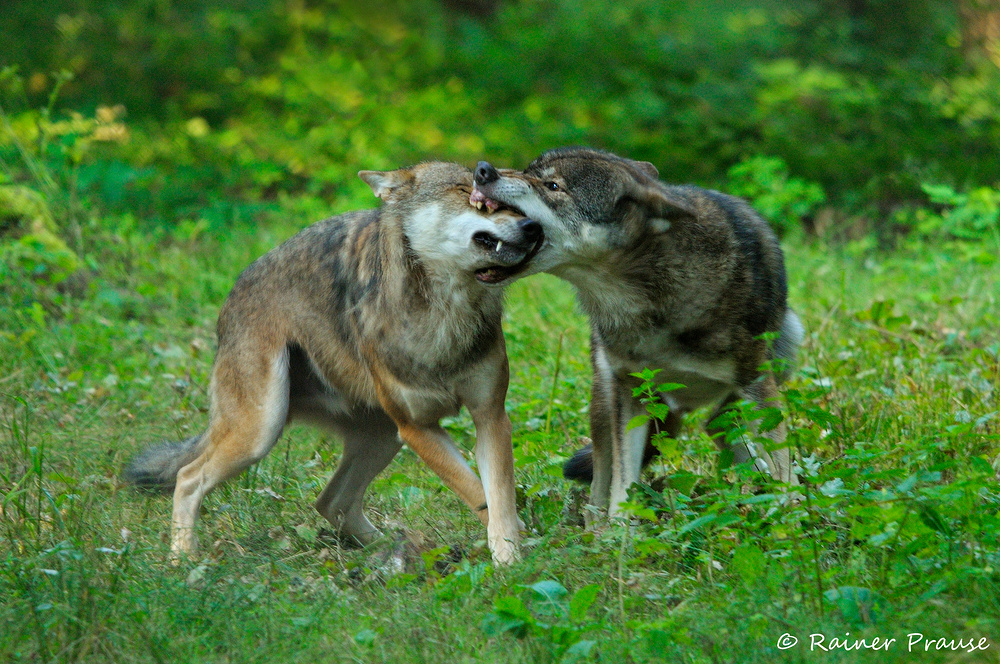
{"left": 120, "top": 464, "right": 175, "bottom": 494}
{"left": 563, "top": 443, "right": 594, "bottom": 483}
{"left": 120, "top": 436, "right": 201, "bottom": 494}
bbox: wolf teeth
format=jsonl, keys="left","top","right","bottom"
{"left": 496, "top": 241, "right": 502, "bottom": 252}
{"left": 475, "top": 201, "right": 483, "bottom": 210}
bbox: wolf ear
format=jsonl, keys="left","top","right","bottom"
{"left": 359, "top": 169, "right": 413, "bottom": 203}
{"left": 630, "top": 160, "right": 659, "bottom": 179}
{"left": 624, "top": 181, "right": 697, "bottom": 233}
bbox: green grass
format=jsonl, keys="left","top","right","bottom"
{"left": 2, "top": 208, "right": 999, "bottom": 663}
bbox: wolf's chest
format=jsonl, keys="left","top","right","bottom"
{"left": 394, "top": 383, "right": 463, "bottom": 425}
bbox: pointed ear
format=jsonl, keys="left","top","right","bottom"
{"left": 630, "top": 160, "right": 659, "bottom": 179}
{"left": 624, "top": 180, "right": 697, "bottom": 233}
{"left": 358, "top": 168, "right": 413, "bottom": 203}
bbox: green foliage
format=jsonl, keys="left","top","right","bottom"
{"left": 917, "top": 183, "right": 1000, "bottom": 242}
{"left": 727, "top": 155, "right": 826, "bottom": 236}
{"left": 481, "top": 580, "right": 600, "bottom": 661}
{"left": 0, "top": 0, "right": 289, "bottom": 122}
{"left": 618, "top": 322, "right": 1000, "bottom": 625}
{"left": 0, "top": 230, "right": 80, "bottom": 285}
{"left": 3, "top": 0, "right": 1000, "bottom": 227}
{"left": 0, "top": 181, "right": 80, "bottom": 285}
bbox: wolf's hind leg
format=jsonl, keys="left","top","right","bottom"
{"left": 170, "top": 347, "right": 290, "bottom": 558}
{"left": 708, "top": 376, "right": 797, "bottom": 485}
{"left": 742, "top": 374, "right": 797, "bottom": 485}
{"left": 393, "top": 424, "right": 488, "bottom": 525}
{"left": 314, "top": 408, "right": 402, "bottom": 545}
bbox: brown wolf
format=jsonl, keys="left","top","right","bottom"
{"left": 471, "top": 148, "right": 802, "bottom": 520}
{"left": 123, "top": 162, "right": 544, "bottom": 564}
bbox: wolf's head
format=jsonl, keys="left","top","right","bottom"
{"left": 470, "top": 147, "right": 697, "bottom": 271}
{"left": 359, "top": 162, "right": 544, "bottom": 286}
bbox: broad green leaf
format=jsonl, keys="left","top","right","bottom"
{"left": 561, "top": 639, "right": 597, "bottom": 663}
{"left": 918, "top": 504, "right": 952, "bottom": 536}
{"left": 824, "top": 586, "right": 890, "bottom": 625}
{"left": 494, "top": 595, "right": 532, "bottom": 621}
{"left": 480, "top": 612, "right": 528, "bottom": 638}
{"left": 529, "top": 580, "right": 569, "bottom": 616}
{"left": 569, "top": 584, "right": 601, "bottom": 622}
{"left": 731, "top": 544, "right": 766, "bottom": 582}
{"left": 626, "top": 414, "right": 650, "bottom": 432}
{"left": 678, "top": 513, "right": 717, "bottom": 535}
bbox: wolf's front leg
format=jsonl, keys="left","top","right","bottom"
{"left": 394, "top": 423, "right": 489, "bottom": 522}
{"left": 457, "top": 341, "right": 521, "bottom": 565}
{"left": 607, "top": 386, "right": 649, "bottom": 519}
{"left": 587, "top": 341, "right": 616, "bottom": 524}
{"left": 468, "top": 402, "right": 521, "bottom": 565}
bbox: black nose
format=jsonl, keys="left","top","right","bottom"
{"left": 475, "top": 161, "right": 499, "bottom": 185}
{"left": 518, "top": 218, "right": 542, "bottom": 243}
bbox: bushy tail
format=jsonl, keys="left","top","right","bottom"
{"left": 562, "top": 442, "right": 595, "bottom": 483}
{"left": 121, "top": 435, "right": 203, "bottom": 492}
{"left": 774, "top": 309, "right": 804, "bottom": 384}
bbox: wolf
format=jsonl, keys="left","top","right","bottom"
{"left": 122, "top": 162, "right": 544, "bottom": 564}
{"left": 470, "top": 147, "right": 803, "bottom": 520}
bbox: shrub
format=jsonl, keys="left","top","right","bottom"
{"left": 726, "top": 155, "right": 826, "bottom": 236}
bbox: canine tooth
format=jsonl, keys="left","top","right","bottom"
{"left": 475, "top": 201, "right": 483, "bottom": 210}
{"left": 496, "top": 240, "right": 502, "bottom": 252}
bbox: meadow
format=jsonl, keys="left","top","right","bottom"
{"left": 2, "top": 194, "right": 999, "bottom": 662}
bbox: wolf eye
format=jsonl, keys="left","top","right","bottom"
{"left": 544, "top": 181, "right": 560, "bottom": 191}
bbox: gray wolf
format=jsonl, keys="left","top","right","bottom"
{"left": 123, "top": 162, "right": 544, "bottom": 564}
{"left": 470, "top": 147, "right": 802, "bottom": 520}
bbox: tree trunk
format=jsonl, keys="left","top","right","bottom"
{"left": 958, "top": 0, "right": 1000, "bottom": 67}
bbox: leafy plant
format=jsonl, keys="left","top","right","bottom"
{"left": 918, "top": 182, "right": 1000, "bottom": 242}
{"left": 727, "top": 155, "right": 826, "bottom": 236}
{"left": 482, "top": 580, "right": 600, "bottom": 662}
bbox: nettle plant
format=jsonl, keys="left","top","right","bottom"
{"left": 616, "top": 336, "right": 1000, "bottom": 626}
{"left": 481, "top": 579, "right": 601, "bottom": 663}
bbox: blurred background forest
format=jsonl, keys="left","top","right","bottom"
{"left": 3, "top": 5, "right": 1000, "bottom": 661}
{"left": 2, "top": 0, "right": 1000, "bottom": 263}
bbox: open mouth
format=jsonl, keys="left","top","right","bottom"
{"left": 469, "top": 188, "right": 524, "bottom": 216}
{"left": 472, "top": 231, "right": 545, "bottom": 284}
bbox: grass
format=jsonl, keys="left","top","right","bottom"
{"left": 2, "top": 204, "right": 999, "bottom": 663}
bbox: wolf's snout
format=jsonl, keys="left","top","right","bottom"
{"left": 518, "top": 219, "right": 542, "bottom": 243}
{"left": 475, "top": 161, "right": 500, "bottom": 186}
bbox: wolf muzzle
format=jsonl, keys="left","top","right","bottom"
{"left": 475, "top": 161, "right": 500, "bottom": 186}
